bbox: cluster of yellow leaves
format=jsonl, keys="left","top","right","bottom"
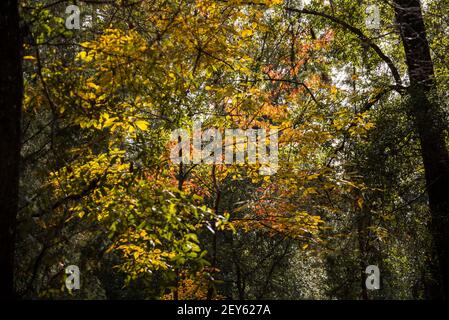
{"left": 333, "top": 110, "right": 376, "bottom": 136}
{"left": 77, "top": 29, "right": 148, "bottom": 63}
{"left": 25, "top": 0, "right": 385, "bottom": 291}
{"left": 112, "top": 229, "right": 177, "bottom": 273}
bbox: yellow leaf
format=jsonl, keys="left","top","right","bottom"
{"left": 103, "top": 117, "right": 117, "bottom": 128}
{"left": 330, "top": 86, "right": 338, "bottom": 95}
{"left": 23, "top": 56, "right": 36, "bottom": 61}
{"left": 304, "top": 187, "right": 318, "bottom": 196}
{"left": 135, "top": 120, "right": 149, "bottom": 131}
{"left": 77, "top": 51, "right": 87, "bottom": 60}
{"left": 241, "top": 29, "right": 253, "bottom": 37}
{"left": 357, "top": 197, "right": 364, "bottom": 209}
{"left": 307, "top": 173, "right": 320, "bottom": 180}
{"left": 77, "top": 51, "right": 93, "bottom": 62}
{"left": 87, "top": 82, "right": 100, "bottom": 91}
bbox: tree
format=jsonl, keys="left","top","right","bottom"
{"left": 394, "top": 0, "right": 449, "bottom": 299}
{"left": 12, "top": 0, "right": 449, "bottom": 300}
{"left": 0, "top": 0, "right": 23, "bottom": 300}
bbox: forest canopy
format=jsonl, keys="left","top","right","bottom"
{"left": 1, "top": 0, "right": 449, "bottom": 300}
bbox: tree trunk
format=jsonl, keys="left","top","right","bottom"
{"left": 0, "top": 0, "right": 23, "bottom": 300}
{"left": 394, "top": 0, "right": 449, "bottom": 299}
{"left": 357, "top": 216, "right": 369, "bottom": 300}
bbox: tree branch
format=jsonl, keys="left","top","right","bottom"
{"left": 285, "top": 7, "right": 403, "bottom": 88}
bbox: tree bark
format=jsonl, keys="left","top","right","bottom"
{"left": 0, "top": 0, "right": 23, "bottom": 300}
{"left": 394, "top": 0, "right": 449, "bottom": 299}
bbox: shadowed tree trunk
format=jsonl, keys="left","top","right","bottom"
{"left": 394, "top": 0, "right": 449, "bottom": 300}
{"left": 0, "top": 0, "right": 23, "bottom": 300}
